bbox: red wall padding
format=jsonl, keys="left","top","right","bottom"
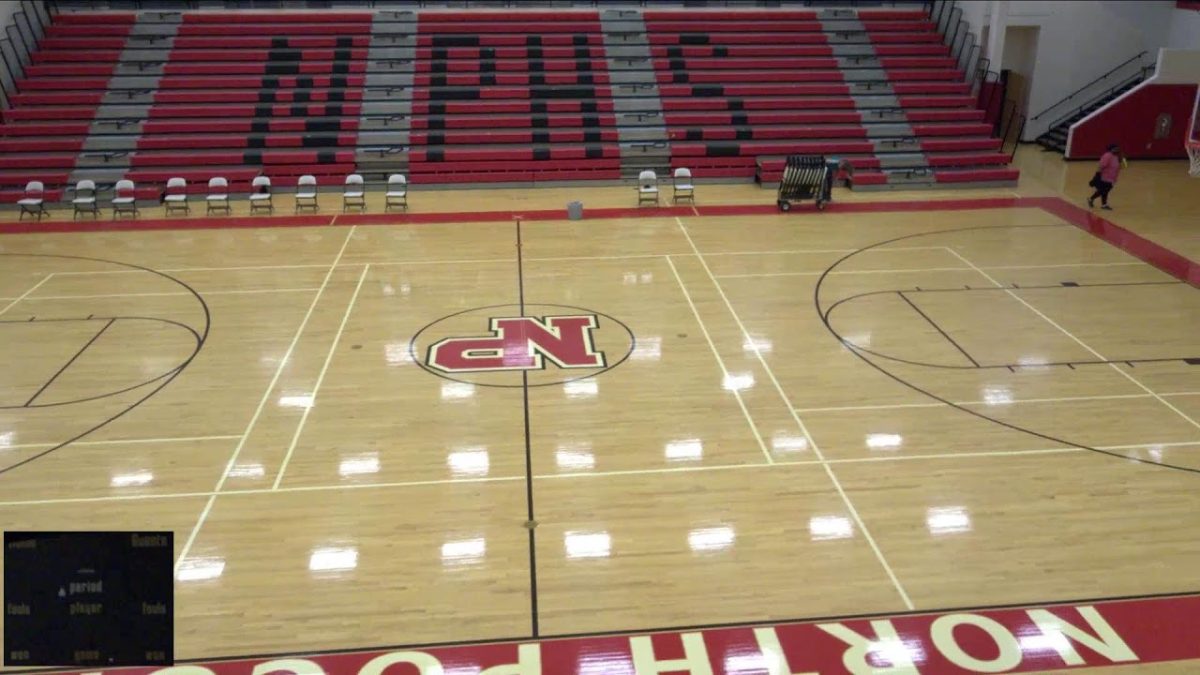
{"left": 1069, "top": 84, "right": 1199, "bottom": 159}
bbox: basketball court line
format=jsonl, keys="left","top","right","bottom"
{"left": 3, "top": 287, "right": 322, "bottom": 302}
{"left": 3, "top": 440, "right": 1196, "bottom": 510}
{"left": 948, "top": 248, "right": 1200, "bottom": 436}
{"left": 15, "top": 252, "right": 1157, "bottom": 282}
{"left": 0, "top": 273, "right": 54, "bottom": 316}
{"left": 674, "top": 215, "right": 915, "bottom": 611}
{"left": 714, "top": 259, "right": 1150, "bottom": 279}
{"left": 272, "top": 264, "right": 371, "bottom": 490}
{"left": 664, "top": 255, "right": 772, "bottom": 464}
{"left": 5, "top": 434, "right": 242, "bottom": 451}
{"left": 795, "top": 392, "right": 1200, "bottom": 413}
{"left": 716, "top": 266, "right": 978, "bottom": 279}
{"left": 173, "top": 226, "right": 359, "bottom": 573}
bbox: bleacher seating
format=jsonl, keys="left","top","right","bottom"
{"left": 0, "top": 6, "right": 1016, "bottom": 207}
{"left": 408, "top": 10, "right": 622, "bottom": 184}
{"left": 643, "top": 8, "right": 1016, "bottom": 188}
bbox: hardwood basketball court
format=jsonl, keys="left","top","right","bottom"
{"left": 0, "top": 153, "right": 1199, "bottom": 673}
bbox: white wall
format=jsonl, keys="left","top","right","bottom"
{"left": 1168, "top": 7, "right": 1200, "bottom": 49}
{"left": 953, "top": 1, "right": 1178, "bottom": 139}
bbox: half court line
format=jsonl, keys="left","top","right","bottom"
{"left": 675, "top": 216, "right": 915, "bottom": 611}
{"left": 272, "top": 264, "right": 372, "bottom": 490}
{"left": 173, "top": 226, "right": 360, "bottom": 575}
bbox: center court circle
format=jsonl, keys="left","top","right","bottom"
{"left": 408, "top": 303, "right": 635, "bottom": 388}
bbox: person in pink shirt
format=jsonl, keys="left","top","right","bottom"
{"left": 1087, "top": 144, "right": 1123, "bottom": 210}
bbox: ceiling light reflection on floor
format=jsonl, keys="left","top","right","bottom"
{"left": 176, "top": 556, "right": 225, "bottom": 582}
{"left": 631, "top": 336, "right": 662, "bottom": 361}
{"left": 564, "top": 531, "right": 612, "bottom": 560}
{"left": 110, "top": 471, "right": 153, "bottom": 487}
{"left": 564, "top": 379, "right": 598, "bottom": 399}
{"left": 866, "top": 433, "right": 903, "bottom": 450}
{"left": 441, "top": 382, "right": 476, "bottom": 401}
{"left": 809, "top": 515, "right": 854, "bottom": 541}
{"left": 441, "top": 538, "right": 486, "bottom": 567}
{"left": 555, "top": 444, "right": 596, "bottom": 471}
{"left": 338, "top": 453, "right": 380, "bottom": 477}
{"left": 687, "top": 526, "right": 735, "bottom": 553}
{"left": 309, "top": 546, "right": 358, "bottom": 573}
{"left": 665, "top": 438, "right": 703, "bottom": 462}
{"left": 447, "top": 447, "right": 489, "bottom": 477}
{"left": 926, "top": 506, "right": 972, "bottom": 536}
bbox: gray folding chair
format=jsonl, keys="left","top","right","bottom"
{"left": 72, "top": 179, "right": 99, "bottom": 220}
{"left": 295, "top": 175, "right": 318, "bottom": 213}
{"left": 206, "top": 176, "right": 231, "bottom": 215}
{"left": 249, "top": 176, "right": 273, "bottom": 214}
{"left": 672, "top": 167, "right": 695, "bottom": 204}
{"left": 164, "top": 177, "right": 190, "bottom": 215}
{"left": 18, "top": 181, "right": 48, "bottom": 221}
{"left": 637, "top": 170, "right": 659, "bottom": 206}
{"left": 384, "top": 174, "right": 408, "bottom": 212}
{"left": 112, "top": 179, "right": 139, "bottom": 219}
{"left": 342, "top": 174, "right": 365, "bottom": 213}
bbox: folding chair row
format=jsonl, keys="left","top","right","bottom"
{"left": 18, "top": 179, "right": 103, "bottom": 220}
{"left": 295, "top": 173, "right": 409, "bottom": 214}
{"left": 637, "top": 167, "right": 694, "bottom": 206}
{"left": 15, "top": 173, "right": 412, "bottom": 220}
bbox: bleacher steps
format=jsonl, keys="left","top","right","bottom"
{"left": 601, "top": 9, "right": 669, "bottom": 179}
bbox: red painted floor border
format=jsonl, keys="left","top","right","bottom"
{"left": 3, "top": 196, "right": 1195, "bottom": 285}
{"left": 43, "top": 591, "right": 1200, "bottom": 674}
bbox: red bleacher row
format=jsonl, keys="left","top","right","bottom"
{"left": 0, "top": 7, "right": 1015, "bottom": 198}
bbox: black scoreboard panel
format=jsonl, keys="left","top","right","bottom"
{"left": 4, "top": 532, "right": 174, "bottom": 667}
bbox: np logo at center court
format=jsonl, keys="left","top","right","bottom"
{"left": 411, "top": 303, "right": 635, "bottom": 387}
{"left": 427, "top": 314, "right": 605, "bottom": 373}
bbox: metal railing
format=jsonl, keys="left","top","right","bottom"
{"left": 1030, "top": 51, "right": 1152, "bottom": 126}
{"left": 1040, "top": 65, "right": 1154, "bottom": 135}
{"left": 997, "top": 99, "right": 1026, "bottom": 162}
{"left": 0, "top": 0, "right": 54, "bottom": 109}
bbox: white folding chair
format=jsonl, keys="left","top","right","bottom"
{"left": 672, "top": 167, "right": 695, "bottom": 204}
{"left": 72, "top": 179, "right": 99, "bottom": 220}
{"left": 111, "top": 179, "right": 139, "bottom": 220}
{"left": 206, "top": 176, "right": 231, "bottom": 215}
{"left": 18, "top": 181, "right": 47, "bottom": 221}
{"left": 637, "top": 170, "right": 658, "bottom": 206}
{"left": 384, "top": 174, "right": 407, "bottom": 212}
{"left": 249, "top": 175, "right": 273, "bottom": 214}
{"left": 295, "top": 174, "right": 318, "bottom": 213}
{"left": 342, "top": 173, "right": 365, "bottom": 213}
{"left": 164, "top": 177, "right": 189, "bottom": 215}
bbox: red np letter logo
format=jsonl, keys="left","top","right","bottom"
{"left": 427, "top": 315, "right": 606, "bottom": 373}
